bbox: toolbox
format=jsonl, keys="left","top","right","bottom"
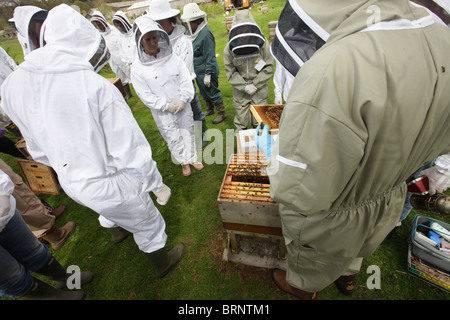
{"left": 408, "top": 214, "right": 450, "bottom": 292}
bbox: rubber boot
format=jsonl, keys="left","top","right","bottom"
{"left": 36, "top": 256, "right": 94, "bottom": 289}
{"left": 40, "top": 222, "right": 76, "bottom": 250}
{"left": 109, "top": 226, "right": 131, "bottom": 244}
{"left": 212, "top": 102, "right": 226, "bottom": 124}
{"left": 123, "top": 83, "right": 133, "bottom": 100}
{"left": 145, "top": 243, "right": 186, "bottom": 278}
{"left": 17, "top": 277, "right": 85, "bottom": 300}
{"left": 205, "top": 100, "right": 214, "bottom": 116}
{"left": 201, "top": 119, "right": 208, "bottom": 148}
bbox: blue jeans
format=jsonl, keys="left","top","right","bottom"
{"left": 399, "top": 160, "right": 435, "bottom": 223}
{"left": 0, "top": 210, "right": 50, "bottom": 298}
{"left": 190, "top": 82, "right": 205, "bottom": 122}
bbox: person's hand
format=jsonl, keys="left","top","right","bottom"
{"left": 420, "top": 166, "right": 450, "bottom": 195}
{"left": 204, "top": 74, "right": 211, "bottom": 88}
{"left": 274, "top": 94, "right": 282, "bottom": 105}
{"left": 0, "top": 193, "right": 11, "bottom": 233}
{"left": 167, "top": 101, "right": 186, "bottom": 114}
{"left": 153, "top": 184, "right": 171, "bottom": 205}
{"left": 255, "top": 123, "right": 274, "bottom": 161}
{"left": 245, "top": 84, "right": 257, "bottom": 95}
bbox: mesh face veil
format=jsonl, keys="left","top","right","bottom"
{"left": 89, "top": 37, "right": 111, "bottom": 72}
{"left": 270, "top": 0, "right": 326, "bottom": 77}
{"left": 133, "top": 16, "right": 171, "bottom": 64}
{"left": 229, "top": 23, "right": 265, "bottom": 56}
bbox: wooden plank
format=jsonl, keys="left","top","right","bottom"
{"left": 223, "top": 222, "right": 283, "bottom": 236}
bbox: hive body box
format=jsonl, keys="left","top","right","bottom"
{"left": 218, "top": 154, "right": 286, "bottom": 268}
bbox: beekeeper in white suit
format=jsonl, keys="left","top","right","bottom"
{"left": 1, "top": 4, "right": 185, "bottom": 279}
{"left": 90, "top": 10, "right": 132, "bottom": 99}
{"left": 147, "top": 0, "right": 208, "bottom": 149}
{"left": 131, "top": 15, "right": 202, "bottom": 177}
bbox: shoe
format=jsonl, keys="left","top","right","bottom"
{"left": 145, "top": 243, "right": 186, "bottom": 278}
{"left": 191, "top": 162, "right": 204, "bottom": 170}
{"left": 334, "top": 274, "right": 358, "bottom": 296}
{"left": 270, "top": 268, "right": 317, "bottom": 300}
{"left": 52, "top": 205, "right": 67, "bottom": 219}
{"left": 182, "top": 164, "right": 191, "bottom": 176}
{"left": 109, "top": 226, "right": 131, "bottom": 244}
{"left": 41, "top": 222, "right": 76, "bottom": 250}
{"left": 18, "top": 277, "right": 85, "bottom": 300}
{"left": 35, "top": 256, "right": 94, "bottom": 290}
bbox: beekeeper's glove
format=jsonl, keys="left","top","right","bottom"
{"left": 420, "top": 166, "right": 450, "bottom": 195}
{"left": 0, "top": 192, "right": 11, "bottom": 233}
{"left": 255, "top": 123, "right": 274, "bottom": 161}
{"left": 167, "top": 101, "right": 186, "bottom": 114}
{"left": 153, "top": 184, "right": 171, "bottom": 205}
{"left": 204, "top": 74, "right": 211, "bottom": 88}
{"left": 244, "top": 83, "right": 257, "bottom": 95}
{"left": 274, "top": 94, "right": 282, "bottom": 105}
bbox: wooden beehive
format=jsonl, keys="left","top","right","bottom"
{"left": 250, "top": 104, "right": 284, "bottom": 131}
{"left": 225, "top": 16, "right": 233, "bottom": 31}
{"left": 108, "top": 77, "right": 126, "bottom": 99}
{"left": 268, "top": 21, "right": 277, "bottom": 41}
{"left": 17, "top": 159, "right": 61, "bottom": 195}
{"left": 15, "top": 138, "right": 32, "bottom": 160}
{"left": 218, "top": 154, "right": 281, "bottom": 235}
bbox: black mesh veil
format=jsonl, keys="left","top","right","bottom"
{"left": 270, "top": 0, "right": 325, "bottom": 77}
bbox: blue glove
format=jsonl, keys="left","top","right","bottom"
{"left": 255, "top": 123, "right": 274, "bottom": 161}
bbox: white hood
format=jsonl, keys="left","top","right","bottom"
{"left": 113, "top": 10, "right": 133, "bottom": 34}
{"left": 133, "top": 15, "right": 172, "bottom": 65}
{"left": 21, "top": 4, "right": 109, "bottom": 74}
{"left": 13, "top": 5, "right": 48, "bottom": 55}
{"left": 90, "top": 10, "right": 111, "bottom": 34}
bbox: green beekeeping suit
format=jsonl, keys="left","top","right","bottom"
{"left": 192, "top": 25, "right": 223, "bottom": 106}
{"left": 268, "top": 0, "right": 450, "bottom": 293}
{"left": 223, "top": 10, "right": 274, "bottom": 130}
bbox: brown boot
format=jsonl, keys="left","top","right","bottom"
{"left": 334, "top": 273, "right": 358, "bottom": 296}
{"left": 212, "top": 102, "right": 226, "bottom": 124}
{"left": 52, "top": 205, "right": 67, "bottom": 219}
{"left": 271, "top": 268, "right": 317, "bottom": 300}
{"left": 205, "top": 100, "right": 214, "bottom": 116}
{"left": 41, "top": 222, "right": 76, "bottom": 250}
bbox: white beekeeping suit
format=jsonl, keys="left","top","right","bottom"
{"left": 131, "top": 15, "right": 200, "bottom": 176}
{"left": 90, "top": 10, "right": 131, "bottom": 86}
{"left": 0, "top": 47, "right": 17, "bottom": 129}
{"left": 112, "top": 11, "right": 136, "bottom": 65}
{"left": 0, "top": 169, "right": 16, "bottom": 233}
{"left": 9, "top": 6, "right": 48, "bottom": 57}
{"left": 1, "top": 4, "right": 185, "bottom": 277}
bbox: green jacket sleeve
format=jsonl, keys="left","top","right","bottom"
{"left": 202, "top": 28, "right": 219, "bottom": 76}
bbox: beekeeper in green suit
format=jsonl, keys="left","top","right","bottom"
{"left": 181, "top": 3, "right": 226, "bottom": 125}
{"left": 256, "top": 0, "right": 450, "bottom": 299}
{"left": 223, "top": 10, "right": 274, "bottom": 131}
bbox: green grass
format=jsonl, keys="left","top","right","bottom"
{"left": 1, "top": 0, "right": 450, "bottom": 301}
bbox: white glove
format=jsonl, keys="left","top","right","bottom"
{"left": 204, "top": 74, "right": 211, "bottom": 88}
{"left": 420, "top": 166, "right": 450, "bottom": 195}
{"left": 244, "top": 84, "right": 258, "bottom": 95}
{"left": 0, "top": 193, "right": 11, "bottom": 233}
{"left": 167, "top": 101, "right": 186, "bottom": 114}
{"left": 274, "top": 94, "right": 283, "bottom": 105}
{"left": 153, "top": 184, "right": 171, "bottom": 205}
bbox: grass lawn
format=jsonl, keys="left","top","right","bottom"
{"left": 1, "top": 0, "right": 450, "bottom": 302}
